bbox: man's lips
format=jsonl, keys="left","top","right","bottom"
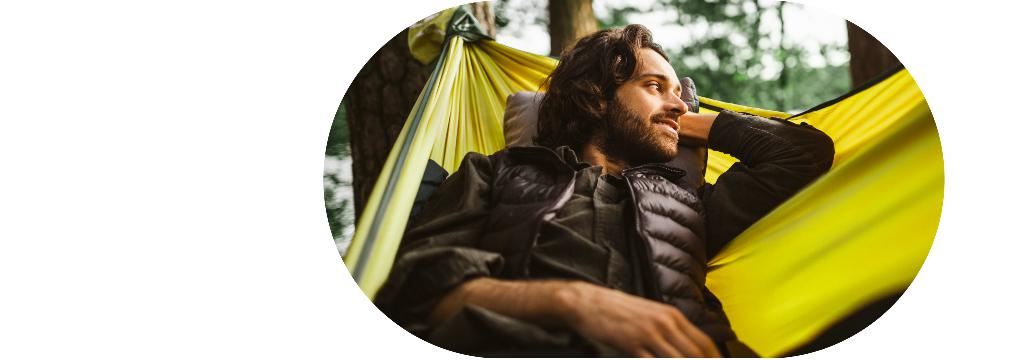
{"left": 654, "top": 118, "right": 679, "bottom": 131}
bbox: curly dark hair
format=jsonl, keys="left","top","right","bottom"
{"left": 534, "top": 24, "right": 669, "bottom": 152}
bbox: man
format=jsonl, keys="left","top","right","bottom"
{"left": 374, "top": 24, "right": 834, "bottom": 357}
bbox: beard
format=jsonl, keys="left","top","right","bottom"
{"left": 595, "top": 98, "right": 679, "bottom": 167}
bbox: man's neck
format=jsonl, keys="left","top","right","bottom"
{"left": 580, "top": 141, "right": 630, "bottom": 178}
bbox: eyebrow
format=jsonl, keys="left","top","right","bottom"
{"left": 636, "top": 73, "right": 682, "bottom": 94}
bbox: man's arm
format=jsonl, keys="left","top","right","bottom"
{"left": 431, "top": 277, "right": 722, "bottom": 358}
{"left": 373, "top": 152, "right": 503, "bottom": 331}
{"left": 676, "top": 112, "right": 716, "bottom": 147}
{"left": 679, "top": 110, "right": 835, "bottom": 257}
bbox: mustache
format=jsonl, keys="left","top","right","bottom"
{"left": 650, "top": 112, "right": 682, "bottom": 130}
{"left": 650, "top": 110, "right": 683, "bottom": 123}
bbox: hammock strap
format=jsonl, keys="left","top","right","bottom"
{"left": 350, "top": 37, "right": 453, "bottom": 283}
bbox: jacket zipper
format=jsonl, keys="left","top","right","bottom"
{"left": 622, "top": 170, "right": 664, "bottom": 302}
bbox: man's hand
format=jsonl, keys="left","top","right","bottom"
{"left": 431, "top": 278, "right": 721, "bottom": 358}
{"left": 558, "top": 281, "right": 722, "bottom": 358}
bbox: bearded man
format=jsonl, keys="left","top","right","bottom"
{"left": 373, "top": 24, "right": 835, "bottom": 357}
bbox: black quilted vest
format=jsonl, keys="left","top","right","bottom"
{"left": 479, "top": 145, "right": 735, "bottom": 344}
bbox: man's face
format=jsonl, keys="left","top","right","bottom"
{"left": 598, "top": 48, "right": 688, "bottom": 166}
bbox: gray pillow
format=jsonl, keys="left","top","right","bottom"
{"left": 502, "top": 91, "right": 545, "bottom": 148}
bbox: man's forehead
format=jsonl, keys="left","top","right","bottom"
{"left": 632, "top": 49, "right": 681, "bottom": 89}
{"left": 634, "top": 49, "right": 680, "bottom": 82}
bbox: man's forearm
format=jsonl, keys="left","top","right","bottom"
{"left": 430, "top": 277, "right": 722, "bottom": 357}
{"left": 428, "top": 277, "right": 579, "bottom": 328}
{"left": 677, "top": 112, "right": 716, "bottom": 147}
{"left": 703, "top": 110, "right": 834, "bottom": 168}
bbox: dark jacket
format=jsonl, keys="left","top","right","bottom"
{"left": 374, "top": 110, "right": 835, "bottom": 356}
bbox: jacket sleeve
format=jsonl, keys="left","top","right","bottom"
{"left": 373, "top": 152, "right": 506, "bottom": 336}
{"left": 699, "top": 110, "right": 835, "bottom": 258}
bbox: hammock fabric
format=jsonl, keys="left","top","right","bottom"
{"left": 342, "top": 6, "right": 942, "bottom": 357}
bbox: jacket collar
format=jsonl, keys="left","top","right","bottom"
{"left": 553, "top": 145, "right": 592, "bottom": 171}
{"left": 506, "top": 145, "right": 687, "bottom": 180}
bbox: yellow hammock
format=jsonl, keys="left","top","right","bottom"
{"left": 342, "top": 6, "right": 943, "bottom": 357}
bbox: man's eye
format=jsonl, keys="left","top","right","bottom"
{"left": 647, "top": 83, "right": 662, "bottom": 91}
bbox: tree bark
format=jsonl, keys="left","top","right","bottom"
{"left": 343, "top": 29, "right": 430, "bottom": 217}
{"left": 548, "top": 0, "right": 598, "bottom": 56}
{"left": 470, "top": 2, "right": 497, "bottom": 38}
{"left": 846, "top": 21, "right": 902, "bottom": 87}
{"left": 344, "top": 3, "right": 496, "bottom": 219}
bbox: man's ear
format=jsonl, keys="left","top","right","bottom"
{"left": 591, "top": 93, "right": 611, "bottom": 120}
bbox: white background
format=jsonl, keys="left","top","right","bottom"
{"left": 1, "top": 0, "right": 1021, "bottom": 358}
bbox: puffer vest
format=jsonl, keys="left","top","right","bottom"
{"left": 478, "top": 146, "right": 735, "bottom": 344}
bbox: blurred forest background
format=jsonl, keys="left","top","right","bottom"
{"left": 325, "top": 0, "right": 900, "bottom": 254}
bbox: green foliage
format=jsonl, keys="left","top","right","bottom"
{"left": 325, "top": 100, "right": 354, "bottom": 253}
{"left": 495, "top": 0, "right": 549, "bottom": 33}
{"left": 494, "top": 0, "right": 852, "bottom": 113}
{"left": 324, "top": 171, "right": 353, "bottom": 248}
{"left": 643, "top": 0, "right": 850, "bottom": 112}
{"left": 772, "top": 44, "right": 851, "bottom": 112}
{"left": 326, "top": 102, "right": 349, "bottom": 157}
{"left": 597, "top": 5, "right": 642, "bottom": 29}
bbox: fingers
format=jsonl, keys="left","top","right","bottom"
{"left": 647, "top": 334, "right": 685, "bottom": 358}
{"left": 670, "top": 312, "right": 721, "bottom": 357}
{"left": 634, "top": 349, "right": 655, "bottom": 358}
{"left": 662, "top": 323, "right": 703, "bottom": 357}
{"left": 705, "top": 341, "right": 723, "bottom": 358}
{"left": 571, "top": 287, "right": 723, "bottom": 358}
{"left": 644, "top": 307, "right": 708, "bottom": 358}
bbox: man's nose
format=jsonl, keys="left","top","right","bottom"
{"left": 667, "top": 95, "right": 688, "bottom": 116}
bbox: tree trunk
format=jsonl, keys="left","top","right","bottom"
{"left": 548, "top": 0, "right": 598, "bottom": 56}
{"left": 344, "top": 3, "right": 496, "bottom": 218}
{"left": 343, "top": 29, "right": 430, "bottom": 217}
{"left": 846, "top": 21, "right": 902, "bottom": 87}
{"left": 470, "top": 2, "right": 497, "bottom": 38}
